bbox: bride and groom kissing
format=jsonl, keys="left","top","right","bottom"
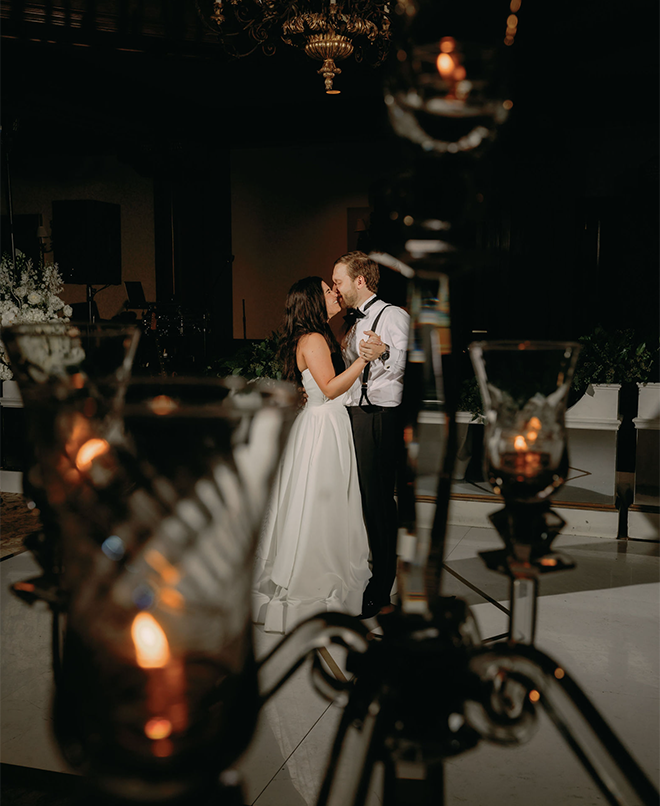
{"left": 252, "top": 251, "right": 410, "bottom": 634}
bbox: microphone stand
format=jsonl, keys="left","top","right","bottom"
{"left": 86, "top": 283, "right": 111, "bottom": 323}
{"left": 2, "top": 119, "right": 18, "bottom": 278}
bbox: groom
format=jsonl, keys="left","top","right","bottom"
{"left": 332, "top": 251, "right": 410, "bottom": 620}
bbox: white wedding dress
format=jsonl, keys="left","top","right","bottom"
{"left": 252, "top": 368, "right": 371, "bottom": 634}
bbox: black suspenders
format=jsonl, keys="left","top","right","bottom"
{"left": 359, "top": 304, "right": 392, "bottom": 407}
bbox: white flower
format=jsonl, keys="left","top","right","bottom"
{"left": 0, "top": 252, "right": 72, "bottom": 383}
{"left": 23, "top": 308, "right": 47, "bottom": 323}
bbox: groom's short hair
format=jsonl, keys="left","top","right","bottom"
{"left": 333, "top": 251, "right": 380, "bottom": 293}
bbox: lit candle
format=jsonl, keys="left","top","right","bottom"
{"left": 435, "top": 36, "right": 467, "bottom": 100}
{"left": 131, "top": 612, "right": 187, "bottom": 757}
{"left": 500, "top": 433, "right": 544, "bottom": 479}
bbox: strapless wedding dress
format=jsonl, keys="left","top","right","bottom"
{"left": 252, "top": 368, "right": 371, "bottom": 633}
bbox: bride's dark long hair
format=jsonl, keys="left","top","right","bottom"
{"left": 279, "top": 276, "right": 340, "bottom": 384}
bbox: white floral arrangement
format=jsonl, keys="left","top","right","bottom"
{"left": 0, "top": 250, "right": 73, "bottom": 380}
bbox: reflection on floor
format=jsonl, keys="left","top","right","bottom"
{"left": 1, "top": 525, "right": 658, "bottom": 806}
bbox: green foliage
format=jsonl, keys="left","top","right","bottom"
{"left": 573, "top": 325, "right": 658, "bottom": 398}
{"left": 206, "top": 333, "right": 283, "bottom": 380}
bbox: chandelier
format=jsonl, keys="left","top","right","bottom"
{"left": 195, "top": 0, "right": 393, "bottom": 94}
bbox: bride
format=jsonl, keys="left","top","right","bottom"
{"left": 252, "top": 276, "right": 372, "bottom": 633}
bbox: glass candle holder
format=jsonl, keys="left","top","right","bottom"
{"left": 48, "top": 376, "right": 299, "bottom": 803}
{"left": 469, "top": 341, "right": 581, "bottom": 504}
{"left": 384, "top": 1, "right": 512, "bottom": 156}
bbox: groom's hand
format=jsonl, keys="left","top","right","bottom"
{"left": 363, "top": 330, "right": 382, "bottom": 346}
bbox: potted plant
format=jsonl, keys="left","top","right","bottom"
{"left": 572, "top": 325, "right": 656, "bottom": 393}
{"left": 564, "top": 325, "right": 659, "bottom": 513}
{"left": 567, "top": 325, "right": 658, "bottom": 427}
{"left": 205, "top": 332, "right": 284, "bottom": 381}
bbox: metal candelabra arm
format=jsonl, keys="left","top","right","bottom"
{"left": 467, "top": 643, "right": 659, "bottom": 806}
{"left": 256, "top": 612, "right": 371, "bottom": 706}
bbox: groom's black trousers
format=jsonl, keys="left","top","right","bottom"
{"left": 347, "top": 404, "right": 402, "bottom": 608}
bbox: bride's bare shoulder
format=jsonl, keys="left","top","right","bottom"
{"left": 298, "top": 332, "right": 327, "bottom": 351}
{"left": 297, "top": 332, "right": 328, "bottom": 373}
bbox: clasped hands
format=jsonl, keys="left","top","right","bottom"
{"left": 359, "top": 330, "right": 387, "bottom": 362}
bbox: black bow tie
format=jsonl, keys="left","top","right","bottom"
{"left": 343, "top": 307, "right": 366, "bottom": 327}
{"left": 343, "top": 297, "right": 378, "bottom": 328}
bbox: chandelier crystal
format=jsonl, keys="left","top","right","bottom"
{"left": 196, "top": 0, "right": 392, "bottom": 94}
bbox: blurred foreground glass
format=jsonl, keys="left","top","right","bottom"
{"left": 1, "top": 321, "right": 139, "bottom": 479}
{"left": 385, "top": 0, "right": 512, "bottom": 155}
{"left": 394, "top": 268, "right": 456, "bottom": 616}
{"left": 1, "top": 321, "right": 140, "bottom": 577}
{"left": 48, "top": 376, "right": 299, "bottom": 803}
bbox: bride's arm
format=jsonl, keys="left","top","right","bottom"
{"left": 298, "top": 333, "right": 368, "bottom": 400}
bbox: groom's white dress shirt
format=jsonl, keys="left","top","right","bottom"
{"left": 342, "top": 294, "right": 410, "bottom": 408}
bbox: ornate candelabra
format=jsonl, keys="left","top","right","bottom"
{"left": 253, "top": 336, "right": 657, "bottom": 806}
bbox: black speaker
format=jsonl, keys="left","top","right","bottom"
{"left": 52, "top": 200, "right": 121, "bottom": 285}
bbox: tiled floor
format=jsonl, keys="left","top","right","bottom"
{"left": 1, "top": 523, "right": 658, "bottom": 805}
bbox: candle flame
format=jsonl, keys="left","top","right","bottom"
{"left": 132, "top": 612, "right": 170, "bottom": 668}
{"left": 75, "top": 438, "right": 110, "bottom": 472}
{"left": 144, "top": 717, "right": 172, "bottom": 740}
{"left": 150, "top": 395, "right": 178, "bottom": 416}
{"left": 436, "top": 52, "right": 456, "bottom": 78}
{"left": 528, "top": 417, "right": 542, "bottom": 431}
{"left": 514, "top": 435, "right": 528, "bottom": 452}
